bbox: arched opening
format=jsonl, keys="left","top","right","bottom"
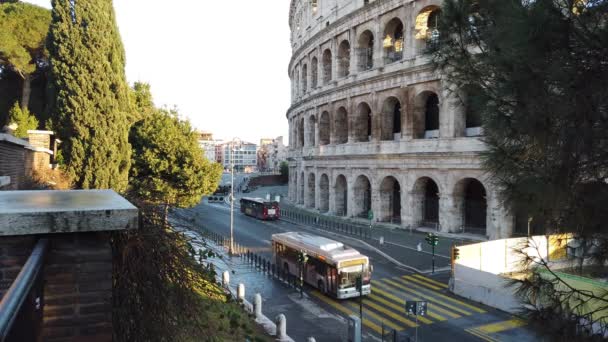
{"left": 319, "top": 111, "right": 330, "bottom": 145}
{"left": 454, "top": 178, "right": 487, "bottom": 235}
{"left": 311, "top": 57, "right": 318, "bottom": 89}
{"left": 307, "top": 173, "right": 316, "bottom": 208}
{"left": 354, "top": 102, "right": 372, "bottom": 142}
{"left": 307, "top": 115, "right": 316, "bottom": 146}
{"left": 319, "top": 174, "right": 329, "bottom": 213}
{"left": 322, "top": 49, "right": 332, "bottom": 84}
{"left": 464, "top": 84, "right": 483, "bottom": 136}
{"left": 412, "top": 177, "right": 440, "bottom": 228}
{"left": 413, "top": 91, "right": 440, "bottom": 139}
{"left": 299, "top": 172, "right": 305, "bottom": 205}
{"left": 302, "top": 64, "right": 308, "bottom": 93}
{"left": 357, "top": 30, "right": 374, "bottom": 71}
{"left": 298, "top": 117, "right": 305, "bottom": 147}
{"left": 338, "top": 40, "right": 351, "bottom": 78}
{"left": 333, "top": 107, "right": 348, "bottom": 144}
{"left": 354, "top": 175, "right": 372, "bottom": 218}
{"left": 383, "top": 18, "right": 404, "bottom": 64}
{"left": 380, "top": 97, "right": 402, "bottom": 141}
{"left": 415, "top": 6, "right": 442, "bottom": 49}
{"left": 335, "top": 175, "right": 348, "bottom": 216}
{"left": 379, "top": 177, "right": 401, "bottom": 224}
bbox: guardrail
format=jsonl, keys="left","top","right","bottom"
{"left": 0, "top": 238, "right": 49, "bottom": 342}
{"left": 279, "top": 204, "right": 373, "bottom": 240}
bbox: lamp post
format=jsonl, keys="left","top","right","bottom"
{"left": 229, "top": 138, "right": 241, "bottom": 255}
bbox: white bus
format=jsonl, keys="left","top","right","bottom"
{"left": 271, "top": 232, "right": 371, "bottom": 299}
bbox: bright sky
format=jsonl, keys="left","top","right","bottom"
{"left": 25, "top": 0, "right": 292, "bottom": 145}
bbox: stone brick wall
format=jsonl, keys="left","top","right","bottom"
{"left": 0, "top": 233, "right": 113, "bottom": 342}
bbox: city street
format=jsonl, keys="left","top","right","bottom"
{"left": 174, "top": 198, "right": 542, "bottom": 342}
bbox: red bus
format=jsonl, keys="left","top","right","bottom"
{"left": 240, "top": 197, "right": 280, "bottom": 220}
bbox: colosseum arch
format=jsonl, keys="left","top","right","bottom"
{"left": 334, "top": 175, "right": 348, "bottom": 216}
{"left": 463, "top": 84, "right": 483, "bottom": 136}
{"left": 311, "top": 57, "right": 318, "bottom": 89}
{"left": 322, "top": 49, "right": 332, "bottom": 84}
{"left": 319, "top": 173, "right": 330, "bottom": 212}
{"left": 302, "top": 63, "right": 308, "bottom": 93}
{"left": 415, "top": 5, "right": 442, "bottom": 50}
{"left": 307, "top": 115, "right": 316, "bottom": 146}
{"left": 454, "top": 178, "right": 487, "bottom": 235}
{"left": 338, "top": 40, "right": 351, "bottom": 78}
{"left": 299, "top": 172, "right": 305, "bottom": 204}
{"left": 319, "top": 111, "right": 330, "bottom": 145}
{"left": 353, "top": 175, "right": 372, "bottom": 218}
{"left": 383, "top": 18, "right": 404, "bottom": 64}
{"left": 380, "top": 96, "right": 402, "bottom": 141}
{"left": 411, "top": 177, "right": 440, "bottom": 228}
{"left": 333, "top": 107, "right": 348, "bottom": 144}
{"left": 298, "top": 117, "right": 305, "bottom": 147}
{"left": 413, "top": 91, "right": 440, "bottom": 139}
{"left": 307, "top": 173, "right": 316, "bottom": 208}
{"left": 353, "top": 102, "right": 372, "bottom": 142}
{"left": 379, "top": 176, "right": 401, "bottom": 224}
{"left": 357, "top": 30, "right": 374, "bottom": 71}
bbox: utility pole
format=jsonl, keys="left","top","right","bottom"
{"left": 229, "top": 138, "right": 240, "bottom": 255}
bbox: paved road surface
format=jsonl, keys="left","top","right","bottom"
{"left": 174, "top": 200, "right": 542, "bottom": 342}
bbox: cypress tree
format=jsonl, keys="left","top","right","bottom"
{"left": 47, "top": 0, "right": 132, "bottom": 191}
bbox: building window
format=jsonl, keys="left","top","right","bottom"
{"left": 383, "top": 18, "right": 404, "bottom": 64}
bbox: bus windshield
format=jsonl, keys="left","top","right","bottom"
{"left": 339, "top": 266, "right": 371, "bottom": 289}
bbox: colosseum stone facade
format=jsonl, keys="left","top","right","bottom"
{"left": 286, "top": 0, "right": 514, "bottom": 240}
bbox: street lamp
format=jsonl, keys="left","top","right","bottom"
{"left": 229, "top": 138, "right": 242, "bottom": 255}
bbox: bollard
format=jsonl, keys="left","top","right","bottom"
{"left": 237, "top": 283, "right": 245, "bottom": 302}
{"left": 254, "top": 293, "right": 262, "bottom": 319}
{"left": 307, "top": 338, "right": 316, "bottom": 342}
{"left": 275, "top": 314, "right": 287, "bottom": 340}
{"left": 222, "top": 271, "right": 230, "bottom": 288}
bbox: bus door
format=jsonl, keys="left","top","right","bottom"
{"left": 326, "top": 266, "right": 337, "bottom": 294}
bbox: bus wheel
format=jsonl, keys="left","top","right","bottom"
{"left": 318, "top": 280, "right": 325, "bottom": 294}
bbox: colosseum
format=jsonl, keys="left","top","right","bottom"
{"left": 286, "top": 0, "right": 514, "bottom": 240}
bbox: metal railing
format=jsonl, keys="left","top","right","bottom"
{"left": 279, "top": 204, "right": 373, "bottom": 240}
{"left": 0, "top": 238, "right": 49, "bottom": 342}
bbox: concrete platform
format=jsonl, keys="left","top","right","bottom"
{"left": 0, "top": 190, "right": 138, "bottom": 236}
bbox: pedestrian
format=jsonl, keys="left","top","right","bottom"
{"left": 417, "top": 242, "right": 422, "bottom": 252}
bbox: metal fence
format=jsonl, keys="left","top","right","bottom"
{"left": 279, "top": 204, "right": 373, "bottom": 240}
{"left": 0, "top": 239, "right": 48, "bottom": 342}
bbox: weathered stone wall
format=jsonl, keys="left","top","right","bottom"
{"left": 286, "top": 0, "right": 514, "bottom": 240}
{"left": 0, "top": 233, "right": 113, "bottom": 341}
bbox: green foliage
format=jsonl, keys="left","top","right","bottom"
{"left": 130, "top": 82, "right": 154, "bottom": 123}
{"left": 279, "top": 161, "right": 289, "bottom": 184}
{"left": 430, "top": 0, "right": 608, "bottom": 235}
{"left": 0, "top": 2, "right": 50, "bottom": 77}
{"left": 8, "top": 101, "right": 38, "bottom": 138}
{"left": 47, "top": 0, "right": 132, "bottom": 192}
{"left": 129, "top": 109, "right": 223, "bottom": 208}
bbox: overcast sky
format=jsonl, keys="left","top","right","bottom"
{"left": 25, "top": 0, "right": 292, "bottom": 145}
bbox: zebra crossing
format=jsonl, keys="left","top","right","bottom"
{"left": 311, "top": 274, "right": 486, "bottom": 335}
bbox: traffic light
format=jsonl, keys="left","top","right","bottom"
{"left": 297, "top": 251, "right": 308, "bottom": 264}
{"left": 425, "top": 233, "right": 439, "bottom": 246}
{"left": 355, "top": 276, "right": 362, "bottom": 291}
{"left": 453, "top": 247, "right": 460, "bottom": 260}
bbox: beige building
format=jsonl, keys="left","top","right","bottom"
{"left": 286, "top": 0, "right": 513, "bottom": 240}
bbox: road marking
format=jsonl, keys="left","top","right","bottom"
{"left": 401, "top": 275, "right": 442, "bottom": 291}
{"left": 345, "top": 301, "right": 407, "bottom": 331}
{"left": 380, "top": 278, "right": 473, "bottom": 316}
{"left": 389, "top": 277, "right": 486, "bottom": 314}
{"left": 310, "top": 291, "right": 383, "bottom": 334}
{"left": 412, "top": 274, "right": 448, "bottom": 288}
{"left": 372, "top": 282, "right": 451, "bottom": 321}
{"left": 465, "top": 328, "right": 500, "bottom": 342}
{"left": 361, "top": 298, "right": 417, "bottom": 328}
{"left": 475, "top": 318, "right": 526, "bottom": 334}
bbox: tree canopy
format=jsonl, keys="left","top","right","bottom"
{"left": 47, "top": 0, "right": 132, "bottom": 191}
{"left": 0, "top": 2, "right": 51, "bottom": 110}
{"left": 431, "top": 0, "right": 608, "bottom": 235}
{"left": 8, "top": 101, "right": 38, "bottom": 138}
{"left": 129, "top": 108, "right": 223, "bottom": 210}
